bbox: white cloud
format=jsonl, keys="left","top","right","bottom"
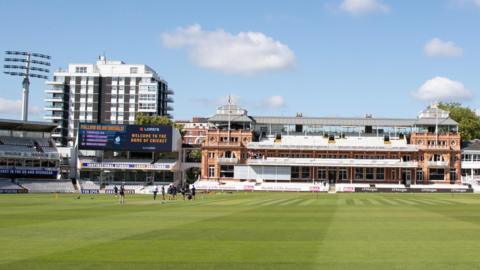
{"left": 339, "top": 0, "right": 390, "bottom": 15}
{"left": 0, "top": 97, "right": 42, "bottom": 117}
{"left": 261, "top": 95, "right": 286, "bottom": 108}
{"left": 450, "top": 0, "right": 480, "bottom": 8}
{"left": 161, "top": 24, "right": 296, "bottom": 74}
{"left": 413, "top": 77, "right": 472, "bottom": 101}
{"left": 424, "top": 38, "right": 463, "bottom": 57}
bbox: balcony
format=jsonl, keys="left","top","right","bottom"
{"left": 46, "top": 80, "right": 64, "bottom": 85}
{"left": 416, "top": 144, "right": 451, "bottom": 150}
{"left": 45, "top": 89, "right": 64, "bottom": 94}
{"left": 44, "top": 115, "right": 63, "bottom": 120}
{"left": 426, "top": 161, "right": 449, "bottom": 167}
{"left": 461, "top": 161, "right": 480, "bottom": 169}
{"left": 45, "top": 106, "right": 65, "bottom": 111}
{"left": 217, "top": 157, "right": 239, "bottom": 164}
{"left": 247, "top": 157, "right": 418, "bottom": 168}
{"left": 44, "top": 97, "right": 64, "bottom": 102}
{"left": 166, "top": 89, "right": 174, "bottom": 95}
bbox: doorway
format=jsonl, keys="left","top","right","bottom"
{"left": 401, "top": 169, "right": 411, "bottom": 186}
{"left": 328, "top": 170, "right": 337, "bottom": 184}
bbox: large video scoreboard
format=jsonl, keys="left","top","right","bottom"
{"left": 78, "top": 123, "right": 173, "bottom": 152}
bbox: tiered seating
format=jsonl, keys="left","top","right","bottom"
{"left": 42, "top": 147, "right": 58, "bottom": 153}
{"left": 35, "top": 138, "right": 52, "bottom": 147}
{"left": 0, "top": 136, "right": 34, "bottom": 146}
{"left": 0, "top": 179, "right": 24, "bottom": 190}
{"left": 17, "top": 180, "right": 76, "bottom": 193}
{"left": 0, "top": 136, "right": 58, "bottom": 154}
{"left": 79, "top": 180, "right": 100, "bottom": 190}
{"left": 0, "top": 145, "right": 37, "bottom": 152}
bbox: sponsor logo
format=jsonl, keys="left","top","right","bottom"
{"left": 140, "top": 127, "right": 160, "bottom": 132}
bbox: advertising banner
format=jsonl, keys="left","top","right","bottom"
{"left": 0, "top": 166, "right": 58, "bottom": 179}
{"left": 78, "top": 123, "right": 172, "bottom": 152}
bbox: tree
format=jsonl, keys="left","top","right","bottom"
{"left": 438, "top": 103, "right": 480, "bottom": 141}
{"left": 185, "top": 167, "right": 201, "bottom": 184}
{"left": 135, "top": 113, "right": 173, "bottom": 125}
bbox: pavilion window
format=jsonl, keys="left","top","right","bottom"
{"left": 366, "top": 168, "right": 374, "bottom": 180}
{"left": 317, "top": 168, "right": 327, "bottom": 180}
{"left": 339, "top": 169, "right": 348, "bottom": 180}
{"left": 355, "top": 168, "right": 364, "bottom": 180}
{"left": 376, "top": 168, "right": 385, "bottom": 180}
{"left": 429, "top": 168, "right": 445, "bottom": 181}
{"left": 301, "top": 167, "right": 310, "bottom": 179}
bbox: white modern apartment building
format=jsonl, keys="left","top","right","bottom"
{"left": 44, "top": 56, "right": 174, "bottom": 146}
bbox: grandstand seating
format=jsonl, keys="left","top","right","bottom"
{"left": 0, "top": 179, "right": 24, "bottom": 190}
{"left": 17, "top": 180, "right": 76, "bottom": 193}
{"left": 41, "top": 147, "right": 58, "bottom": 153}
{"left": 0, "top": 136, "right": 57, "bottom": 154}
{"left": 0, "top": 144, "right": 38, "bottom": 152}
{"left": 0, "top": 136, "right": 34, "bottom": 146}
{"left": 35, "top": 138, "right": 52, "bottom": 147}
{"left": 79, "top": 180, "right": 100, "bottom": 190}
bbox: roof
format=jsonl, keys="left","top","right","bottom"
{"left": 462, "top": 140, "right": 480, "bottom": 152}
{"left": 0, "top": 119, "right": 57, "bottom": 132}
{"left": 209, "top": 114, "right": 253, "bottom": 123}
{"left": 251, "top": 116, "right": 458, "bottom": 127}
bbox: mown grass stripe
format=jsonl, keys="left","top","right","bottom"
{"left": 260, "top": 198, "right": 293, "bottom": 206}
{"left": 376, "top": 198, "right": 398, "bottom": 206}
{"left": 408, "top": 198, "right": 437, "bottom": 205}
{"left": 298, "top": 199, "right": 316, "bottom": 206}
{"left": 278, "top": 198, "right": 304, "bottom": 206}
{"left": 368, "top": 198, "right": 383, "bottom": 206}
{"left": 393, "top": 198, "right": 418, "bottom": 206}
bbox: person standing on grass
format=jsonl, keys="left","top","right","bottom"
{"left": 167, "top": 185, "right": 172, "bottom": 200}
{"left": 119, "top": 185, "right": 125, "bottom": 205}
{"left": 172, "top": 185, "right": 177, "bottom": 200}
{"left": 114, "top": 185, "right": 118, "bottom": 197}
{"left": 181, "top": 186, "right": 186, "bottom": 200}
{"left": 191, "top": 185, "right": 196, "bottom": 200}
{"left": 153, "top": 185, "right": 158, "bottom": 200}
{"left": 161, "top": 185, "right": 165, "bottom": 200}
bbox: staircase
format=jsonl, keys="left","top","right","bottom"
{"left": 328, "top": 184, "right": 336, "bottom": 194}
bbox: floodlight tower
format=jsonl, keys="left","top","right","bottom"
{"left": 3, "top": 51, "right": 51, "bottom": 121}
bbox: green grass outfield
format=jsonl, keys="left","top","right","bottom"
{"left": 1, "top": 192, "right": 480, "bottom": 270}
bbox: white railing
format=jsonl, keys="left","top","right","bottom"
{"left": 461, "top": 176, "right": 480, "bottom": 185}
{"left": 217, "top": 157, "right": 239, "bottom": 164}
{"left": 461, "top": 161, "right": 480, "bottom": 169}
{"left": 247, "top": 157, "right": 418, "bottom": 168}
{"left": 247, "top": 142, "right": 418, "bottom": 152}
{"left": 426, "top": 161, "right": 449, "bottom": 167}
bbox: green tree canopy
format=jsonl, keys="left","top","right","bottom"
{"left": 438, "top": 103, "right": 480, "bottom": 141}
{"left": 135, "top": 113, "right": 183, "bottom": 132}
{"left": 135, "top": 113, "right": 173, "bottom": 125}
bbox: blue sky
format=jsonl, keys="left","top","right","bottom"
{"left": 0, "top": 0, "right": 479, "bottom": 121}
